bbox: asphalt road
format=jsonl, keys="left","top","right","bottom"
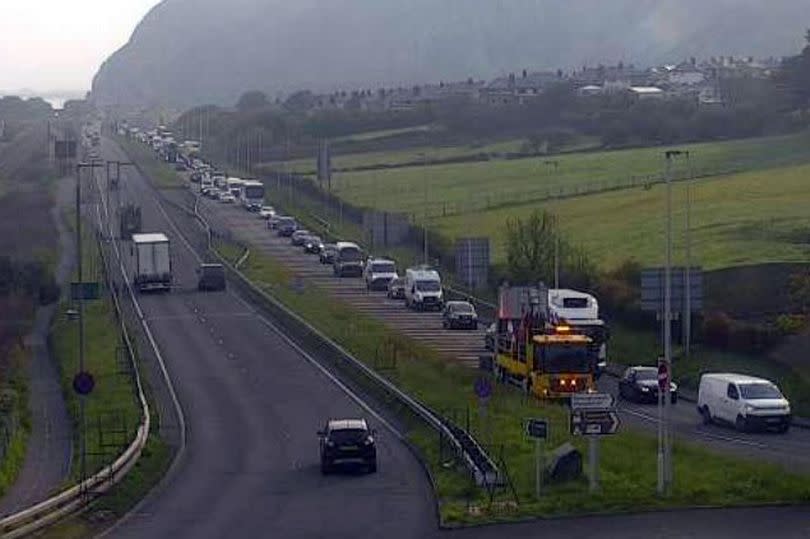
{"left": 95, "top": 138, "right": 435, "bottom": 539}
{"left": 198, "top": 189, "right": 810, "bottom": 474}
{"left": 108, "top": 137, "right": 810, "bottom": 539}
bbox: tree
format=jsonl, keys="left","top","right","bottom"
{"left": 504, "top": 210, "right": 559, "bottom": 285}
{"left": 789, "top": 270, "right": 810, "bottom": 314}
{"left": 236, "top": 90, "right": 269, "bottom": 112}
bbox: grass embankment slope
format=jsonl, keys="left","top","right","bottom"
{"left": 46, "top": 217, "right": 171, "bottom": 536}
{"left": 117, "top": 137, "right": 185, "bottom": 190}
{"left": 219, "top": 241, "right": 810, "bottom": 525}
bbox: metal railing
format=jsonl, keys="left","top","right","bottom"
{"left": 0, "top": 230, "right": 151, "bottom": 538}
{"left": 187, "top": 195, "right": 502, "bottom": 486}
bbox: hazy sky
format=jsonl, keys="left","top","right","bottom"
{"left": 0, "top": 0, "right": 161, "bottom": 94}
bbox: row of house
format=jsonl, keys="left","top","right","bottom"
{"left": 298, "top": 55, "right": 781, "bottom": 113}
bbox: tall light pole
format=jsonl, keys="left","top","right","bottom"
{"left": 684, "top": 152, "right": 694, "bottom": 357}
{"left": 421, "top": 151, "right": 429, "bottom": 265}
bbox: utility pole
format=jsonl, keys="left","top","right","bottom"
{"left": 422, "top": 151, "right": 429, "bottom": 265}
{"left": 75, "top": 160, "right": 103, "bottom": 494}
{"left": 684, "top": 152, "right": 694, "bottom": 357}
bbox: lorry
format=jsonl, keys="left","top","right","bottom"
{"left": 333, "top": 242, "right": 364, "bottom": 277}
{"left": 404, "top": 267, "right": 443, "bottom": 310}
{"left": 547, "top": 288, "right": 610, "bottom": 370}
{"left": 492, "top": 285, "right": 601, "bottom": 399}
{"left": 132, "top": 233, "right": 172, "bottom": 292}
{"left": 119, "top": 204, "right": 142, "bottom": 240}
{"left": 240, "top": 180, "right": 266, "bottom": 211}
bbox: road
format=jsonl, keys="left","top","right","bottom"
{"left": 109, "top": 137, "right": 810, "bottom": 539}
{"left": 196, "top": 187, "right": 810, "bottom": 474}
{"left": 95, "top": 138, "right": 435, "bottom": 539}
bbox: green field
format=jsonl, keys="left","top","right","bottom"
{"left": 333, "top": 124, "right": 433, "bottom": 143}
{"left": 260, "top": 138, "right": 533, "bottom": 175}
{"left": 438, "top": 161, "right": 810, "bottom": 269}
{"left": 330, "top": 132, "right": 810, "bottom": 222}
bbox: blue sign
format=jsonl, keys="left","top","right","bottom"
{"left": 73, "top": 371, "right": 95, "bottom": 396}
{"left": 474, "top": 377, "right": 492, "bottom": 400}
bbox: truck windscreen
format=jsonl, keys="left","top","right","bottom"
{"left": 416, "top": 280, "right": 440, "bottom": 292}
{"left": 540, "top": 347, "right": 591, "bottom": 374}
{"left": 245, "top": 186, "right": 265, "bottom": 199}
{"left": 339, "top": 248, "right": 362, "bottom": 262}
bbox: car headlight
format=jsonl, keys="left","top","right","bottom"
{"left": 363, "top": 436, "right": 374, "bottom": 446}
{"left": 745, "top": 404, "right": 757, "bottom": 413}
{"left": 326, "top": 440, "right": 335, "bottom": 447}
{"left": 640, "top": 386, "right": 650, "bottom": 392}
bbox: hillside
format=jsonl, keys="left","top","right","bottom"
{"left": 91, "top": 0, "right": 810, "bottom": 108}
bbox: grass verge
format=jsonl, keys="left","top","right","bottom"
{"left": 117, "top": 137, "right": 185, "bottom": 190}
{"left": 0, "top": 346, "right": 31, "bottom": 497}
{"left": 221, "top": 238, "right": 810, "bottom": 525}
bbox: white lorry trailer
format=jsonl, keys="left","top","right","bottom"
{"left": 132, "top": 233, "right": 172, "bottom": 292}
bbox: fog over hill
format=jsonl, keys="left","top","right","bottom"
{"left": 91, "top": 0, "right": 810, "bottom": 108}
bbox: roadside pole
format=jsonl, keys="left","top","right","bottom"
{"left": 525, "top": 418, "right": 547, "bottom": 498}
{"left": 588, "top": 435, "right": 599, "bottom": 493}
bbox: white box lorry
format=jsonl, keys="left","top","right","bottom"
{"left": 132, "top": 233, "right": 172, "bottom": 292}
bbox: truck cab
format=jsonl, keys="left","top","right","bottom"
{"left": 333, "top": 242, "right": 363, "bottom": 277}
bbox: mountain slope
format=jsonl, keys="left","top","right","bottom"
{"left": 91, "top": 0, "right": 810, "bottom": 108}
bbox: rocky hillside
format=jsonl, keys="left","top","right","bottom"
{"left": 91, "top": 0, "right": 810, "bottom": 108}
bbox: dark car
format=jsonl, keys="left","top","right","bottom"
{"left": 197, "top": 263, "right": 226, "bottom": 292}
{"left": 319, "top": 243, "right": 337, "bottom": 264}
{"left": 387, "top": 277, "right": 406, "bottom": 299}
{"left": 303, "top": 235, "right": 322, "bottom": 254}
{"left": 442, "top": 301, "right": 478, "bottom": 330}
{"left": 277, "top": 217, "right": 297, "bottom": 237}
{"left": 291, "top": 229, "right": 311, "bottom": 246}
{"left": 175, "top": 162, "right": 187, "bottom": 171}
{"left": 619, "top": 366, "right": 678, "bottom": 404}
{"left": 189, "top": 171, "right": 202, "bottom": 183}
{"left": 318, "top": 418, "right": 377, "bottom": 474}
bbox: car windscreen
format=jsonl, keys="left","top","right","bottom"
{"left": 634, "top": 369, "right": 657, "bottom": 381}
{"left": 451, "top": 303, "right": 474, "bottom": 313}
{"left": 329, "top": 428, "right": 367, "bottom": 444}
{"left": 739, "top": 383, "right": 783, "bottom": 400}
{"left": 416, "top": 280, "right": 440, "bottom": 292}
{"left": 371, "top": 263, "right": 395, "bottom": 273}
{"left": 338, "top": 247, "right": 362, "bottom": 262}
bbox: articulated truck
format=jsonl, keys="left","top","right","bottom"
{"left": 132, "top": 233, "right": 172, "bottom": 292}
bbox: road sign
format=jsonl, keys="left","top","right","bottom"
{"left": 525, "top": 418, "right": 548, "bottom": 439}
{"left": 640, "top": 266, "right": 703, "bottom": 313}
{"left": 570, "top": 392, "right": 614, "bottom": 411}
{"left": 72, "top": 371, "right": 95, "bottom": 396}
{"left": 71, "top": 282, "right": 100, "bottom": 301}
{"left": 570, "top": 409, "right": 620, "bottom": 436}
{"left": 474, "top": 377, "right": 492, "bottom": 400}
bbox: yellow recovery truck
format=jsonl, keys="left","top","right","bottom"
{"left": 493, "top": 286, "right": 600, "bottom": 399}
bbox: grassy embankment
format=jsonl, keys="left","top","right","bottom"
{"left": 218, "top": 241, "right": 810, "bottom": 525}
{"left": 0, "top": 347, "right": 31, "bottom": 497}
{"left": 47, "top": 215, "right": 171, "bottom": 534}
{"left": 118, "top": 137, "right": 185, "bottom": 190}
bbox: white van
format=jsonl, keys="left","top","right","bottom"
{"left": 404, "top": 268, "right": 443, "bottom": 311}
{"left": 364, "top": 258, "right": 398, "bottom": 291}
{"left": 333, "top": 242, "right": 363, "bottom": 277}
{"left": 697, "top": 373, "right": 791, "bottom": 433}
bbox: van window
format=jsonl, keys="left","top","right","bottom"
{"left": 727, "top": 383, "right": 739, "bottom": 400}
{"left": 416, "top": 280, "right": 440, "bottom": 292}
{"left": 562, "top": 297, "right": 588, "bottom": 308}
{"left": 739, "top": 383, "right": 782, "bottom": 400}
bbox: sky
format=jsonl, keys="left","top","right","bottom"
{"left": 0, "top": 0, "right": 161, "bottom": 95}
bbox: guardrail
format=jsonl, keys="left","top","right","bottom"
{"left": 186, "top": 195, "right": 502, "bottom": 487}
{"left": 0, "top": 225, "right": 151, "bottom": 538}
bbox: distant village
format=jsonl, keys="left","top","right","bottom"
{"left": 288, "top": 56, "right": 781, "bottom": 113}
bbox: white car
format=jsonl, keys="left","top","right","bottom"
{"left": 259, "top": 206, "right": 275, "bottom": 219}
{"left": 219, "top": 192, "right": 236, "bottom": 203}
{"left": 363, "top": 258, "right": 398, "bottom": 291}
{"left": 698, "top": 373, "right": 791, "bottom": 433}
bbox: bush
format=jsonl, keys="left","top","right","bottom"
{"left": 775, "top": 314, "right": 807, "bottom": 336}
{"left": 702, "top": 311, "right": 732, "bottom": 348}
{"left": 701, "top": 311, "right": 780, "bottom": 353}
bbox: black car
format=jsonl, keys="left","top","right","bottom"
{"left": 318, "top": 419, "right": 377, "bottom": 474}
{"left": 387, "top": 277, "right": 406, "bottom": 299}
{"left": 277, "top": 217, "right": 297, "bottom": 237}
{"left": 291, "top": 229, "right": 311, "bottom": 246}
{"left": 197, "top": 263, "right": 226, "bottom": 291}
{"left": 618, "top": 366, "right": 678, "bottom": 404}
{"left": 303, "top": 236, "right": 322, "bottom": 254}
{"left": 442, "top": 301, "right": 478, "bottom": 330}
{"left": 319, "top": 243, "right": 337, "bottom": 264}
